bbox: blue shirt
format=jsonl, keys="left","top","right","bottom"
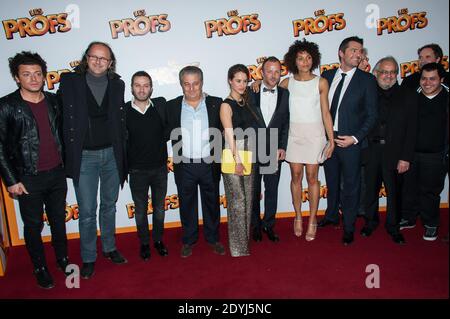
{"left": 180, "top": 96, "right": 210, "bottom": 159}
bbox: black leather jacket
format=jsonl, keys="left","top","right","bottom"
{"left": 0, "top": 89, "right": 63, "bottom": 186}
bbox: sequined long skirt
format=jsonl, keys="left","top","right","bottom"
{"left": 222, "top": 140, "right": 255, "bottom": 257}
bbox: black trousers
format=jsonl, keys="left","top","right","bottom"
{"left": 176, "top": 162, "right": 220, "bottom": 245}
{"left": 401, "top": 151, "right": 446, "bottom": 227}
{"left": 324, "top": 144, "right": 361, "bottom": 233}
{"left": 364, "top": 143, "right": 401, "bottom": 235}
{"left": 252, "top": 162, "right": 282, "bottom": 230}
{"left": 129, "top": 166, "right": 168, "bottom": 245}
{"left": 18, "top": 166, "right": 68, "bottom": 269}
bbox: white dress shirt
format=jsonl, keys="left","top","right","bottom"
{"left": 260, "top": 83, "right": 278, "bottom": 126}
{"left": 131, "top": 97, "right": 153, "bottom": 115}
{"left": 328, "top": 67, "right": 358, "bottom": 143}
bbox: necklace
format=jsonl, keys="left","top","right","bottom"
{"left": 228, "top": 95, "right": 245, "bottom": 106}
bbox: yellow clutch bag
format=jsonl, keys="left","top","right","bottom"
{"left": 221, "top": 149, "right": 252, "bottom": 175}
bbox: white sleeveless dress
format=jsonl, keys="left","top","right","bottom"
{"left": 285, "top": 76, "right": 327, "bottom": 164}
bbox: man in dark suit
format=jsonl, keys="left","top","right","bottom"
{"left": 361, "top": 56, "right": 418, "bottom": 244}
{"left": 248, "top": 57, "right": 289, "bottom": 242}
{"left": 58, "top": 41, "right": 127, "bottom": 279}
{"left": 318, "top": 36, "right": 378, "bottom": 245}
{"left": 165, "top": 66, "right": 225, "bottom": 258}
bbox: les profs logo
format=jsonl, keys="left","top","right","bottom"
{"left": 45, "top": 60, "right": 80, "bottom": 90}
{"left": 293, "top": 9, "right": 346, "bottom": 37}
{"left": 109, "top": 9, "right": 171, "bottom": 39}
{"left": 2, "top": 8, "right": 71, "bottom": 40}
{"left": 377, "top": 8, "right": 427, "bottom": 36}
{"left": 205, "top": 9, "right": 261, "bottom": 38}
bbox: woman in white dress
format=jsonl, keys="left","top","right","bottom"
{"left": 281, "top": 39, "right": 335, "bottom": 241}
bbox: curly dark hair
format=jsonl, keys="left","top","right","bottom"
{"left": 284, "top": 39, "right": 321, "bottom": 74}
{"left": 8, "top": 51, "right": 47, "bottom": 80}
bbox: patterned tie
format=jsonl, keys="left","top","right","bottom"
{"left": 330, "top": 73, "right": 347, "bottom": 124}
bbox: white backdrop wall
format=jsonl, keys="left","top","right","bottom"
{"left": 0, "top": 0, "right": 448, "bottom": 242}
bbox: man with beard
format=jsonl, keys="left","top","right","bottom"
{"left": 125, "top": 71, "right": 169, "bottom": 260}
{"left": 361, "top": 56, "right": 418, "bottom": 244}
{"left": 58, "top": 42, "right": 127, "bottom": 279}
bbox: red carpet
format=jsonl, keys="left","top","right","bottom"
{"left": 0, "top": 210, "right": 448, "bottom": 299}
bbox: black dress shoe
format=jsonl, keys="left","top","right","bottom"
{"left": 154, "top": 241, "right": 169, "bottom": 257}
{"left": 81, "top": 262, "right": 95, "bottom": 279}
{"left": 140, "top": 244, "right": 151, "bottom": 261}
{"left": 263, "top": 227, "right": 280, "bottom": 242}
{"left": 56, "top": 256, "right": 72, "bottom": 276}
{"left": 209, "top": 242, "right": 226, "bottom": 255}
{"left": 103, "top": 250, "right": 127, "bottom": 264}
{"left": 391, "top": 233, "right": 406, "bottom": 245}
{"left": 180, "top": 244, "right": 192, "bottom": 258}
{"left": 342, "top": 232, "right": 354, "bottom": 246}
{"left": 252, "top": 228, "right": 262, "bottom": 242}
{"left": 317, "top": 219, "right": 339, "bottom": 228}
{"left": 360, "top": 226, "right": 373, "bottom": 237}
{"left": 33, "top": 266, "right": 54, "bottom": 289}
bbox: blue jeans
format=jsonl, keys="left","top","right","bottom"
{"left": 74, "top": 147, "right": 120, "bottom": 263}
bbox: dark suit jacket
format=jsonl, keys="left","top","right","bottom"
{"left": 165, "top": 95, "right": 223, "bottom": 184}
{"left": 249, "top": 85, "right": 290, "bottom": 154}
{"left": 321, "top": 68, "right": 378, "bottom": 148}
{"left": 58, "top": 71, "right": 127, "bottom": 185}
{"left": 363, "top": 83, "right": 418, "bottom": 169}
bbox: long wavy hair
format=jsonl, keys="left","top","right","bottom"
{"left": 77, "top": 41, "right": 117, "bottom": 76}
{"left": 227, "top": 64, "right": 250, "bottom": 105}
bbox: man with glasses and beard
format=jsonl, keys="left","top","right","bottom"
{"left": 58, "top": 41, "right": 127, "bottom": 279}
{"left": 361, "top": 56, "right": 418, "bottom": 244}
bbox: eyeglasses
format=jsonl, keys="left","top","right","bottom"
{"left": 87, "top": 54, "right": 111, "bottom": 64}
{"left": 378, "top": 70, "right": 397, "bottom": 76}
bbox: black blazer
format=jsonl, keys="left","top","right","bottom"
{"left": 249, "top": 85, "right": 290, "bottom": 152}
{"left": 165, "top": 95, "right": 223, "bottom": 184}
{"left": 58, "top": 71, "right": 127, "bottom": 185}
{"left": 321, "top": 68, "right": 378, "bottom": 148}
{"left": 363, "top": 84, "right": 418, "bottom": 169}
